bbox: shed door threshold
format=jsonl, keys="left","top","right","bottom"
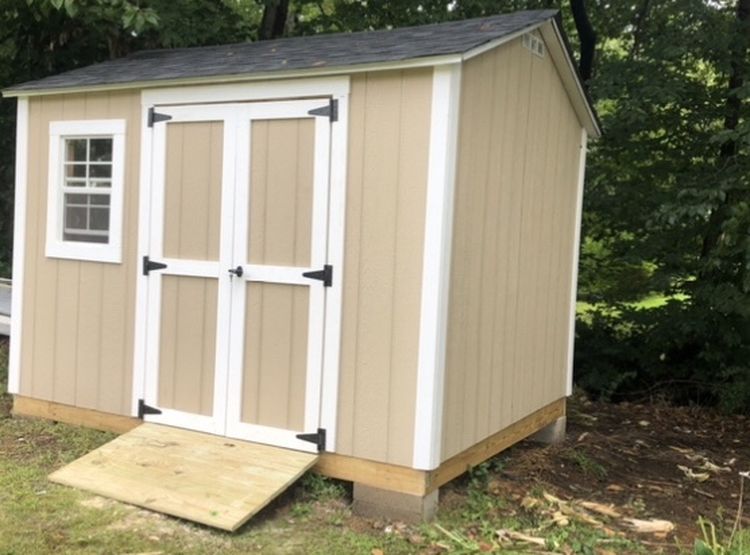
{"left": 48, "top": 423, "right": 318, "bottom": 531}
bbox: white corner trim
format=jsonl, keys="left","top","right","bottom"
{"left": 566, "top": 127, "right": 588, "bottom": 396}
{"left": 8, "top": 98, "right": 28, "bottom": 394}
{"left": 319, "top": 92, "right": 349, "bottom": 452}
{"left": 412, "top": 63, "right": 462, "bottom": 471}
{"left": 131, "top": 102, "right": 154, "bottom": 416}
{"left": 44, "top": 119, "right": 127, "bottom": 264}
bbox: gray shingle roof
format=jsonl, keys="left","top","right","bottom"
{"left": 6, "top": 10, "right": 557, "bottom": 92}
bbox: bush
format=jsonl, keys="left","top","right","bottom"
{"left": 574, "top": 296, "right": 750, "bottom": 414}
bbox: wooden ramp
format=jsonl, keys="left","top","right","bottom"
{"left": 49, "top": 423, "right": 318, "bottom": 531}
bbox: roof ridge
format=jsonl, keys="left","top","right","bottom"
{"left": 126, "top": 9, "right": 558, "bottom": 59}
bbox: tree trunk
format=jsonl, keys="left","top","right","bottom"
{"left": 570, "top": 0, "right": 596, "bottom": 82}
{"left": 700, "top": 0, "right": 750, "bottom": 259}
{"left": 630, "top": 0, "right": 652, "bottom": 58}
{"left": 259, "top": 0, "right": 290, "bottom": 41}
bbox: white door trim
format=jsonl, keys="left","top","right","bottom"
{"left": 141, "top": 77, "right": 350, "bottom": 109}
{"left": 133, "top": 80, "right": 349, "bottom": 454}
{"left": 319, "top": 92, "right": 349, "bottom": 452}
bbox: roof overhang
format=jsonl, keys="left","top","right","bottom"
{"left": 2, "top": 16, "right": 600, "bottom": 137}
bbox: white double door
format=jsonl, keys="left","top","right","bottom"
{"left": 142, "top": 99, "right": 333, "bottom": 453}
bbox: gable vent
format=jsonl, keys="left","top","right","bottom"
{"left": 522, "top": 33, "right": 545, "bottom": 58}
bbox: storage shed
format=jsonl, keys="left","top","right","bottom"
{"left": 3, "top": 9, "right": 600, "bottom": 525}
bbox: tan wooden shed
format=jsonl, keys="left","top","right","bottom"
{"left": 3, "top": 9, "right": 600, "bottom": 524}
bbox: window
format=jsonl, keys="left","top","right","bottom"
{"left": 46, "top": 120, "right": 125, "bottom": 263}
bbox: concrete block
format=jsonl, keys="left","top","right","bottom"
{"left": 530, "top": 415, "right": 567, "bottom": 444}
{"left": 352, "top": 483, "right": 439, "bottom": 523}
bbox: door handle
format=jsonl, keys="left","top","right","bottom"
{"left": 228, "top": 265, "right": 244, "bottom": 278}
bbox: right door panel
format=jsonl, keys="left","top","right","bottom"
{"left": 225, "top": 100, "right": 332, "bottom": 453}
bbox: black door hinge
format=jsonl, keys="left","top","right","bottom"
{"left": 142, "top": 255, "right": 168, "bottom": 276}
{"left": 302, "top": 264, "right": 332, "bottom": 287}
{"left": 148, "top": 107, "right": 172, "bottom": 127}
{"left": 296, "top": 428, "right": 326, "bottom": 452}
{"left": 138, "top": 399, "right": 162, "bottom": 419}
{"left": 307, "top": 99, "right": 338, "bottom": 122}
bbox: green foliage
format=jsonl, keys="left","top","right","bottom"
{"left": 575, "top": 0, "right": 750, "bottom": 413}
{"left": 694, "top": 516, "right": 749, "bottom": 555}
{"left": 298, "top": 472, "right": 347, "bottom": 502}
{"left": 0, "top": 0, "right": 747, "bottom": 412}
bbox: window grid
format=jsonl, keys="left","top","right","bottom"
{"left": 60, "top": 137, "right": 113, "bottom": 244}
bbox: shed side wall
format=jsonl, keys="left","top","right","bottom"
{"left": 336, "top": 69, "right": 432, "bottom": 467}
{"left": 20, "top": 91, "right": 140, "bottom": 415}
{"left": 441, "top": 37, "right": 583, "bottom": 460}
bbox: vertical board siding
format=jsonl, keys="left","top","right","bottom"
{"left": 248, "top": 119, "right": 314, "bottom": 267}
{"left": 242, "top": 283, "right": 309, "bottom": 431}
{"left": 163, "top": 121, "right": 223, "bottom": 261}
{"left": 336, "top": 69, "right": 432, "bottom": 466}
{"left": 158, "top": 276, "right": 218, "bottom": 415}
{"left": 20, "top": 91, "right": 140, "bottom": 415}
{"left": 441, "top": 38, "right": 584, "bottom": 461}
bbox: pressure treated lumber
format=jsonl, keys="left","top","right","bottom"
{"left": 48, "top": 423, "right": 318, "bottom": 531}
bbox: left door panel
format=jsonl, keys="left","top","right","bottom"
{"left": 143, "top": 106, "right": 237, "bottom": 434}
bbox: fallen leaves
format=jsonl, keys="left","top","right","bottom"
{"left": 678, "top": 464, "right": 711, "bottom": 482}
{"left": 623, "top": 517, "right": 675, "bottom": 536}
{"left": 580, "top": 501, "right": 621, "bottom": 518}
{"left": 496, "top": 528, "right": 546, "bottom": 547}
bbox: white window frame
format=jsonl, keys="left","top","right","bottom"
{"left": 45, "top": 119, "right": 126, "bottom": 263}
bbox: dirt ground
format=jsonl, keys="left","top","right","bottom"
{"left": 438, "top": 393, "right": 750, "bottom": 551}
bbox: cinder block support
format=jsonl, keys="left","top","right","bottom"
{"left": 352, "top": 484, "right": 439, "bottom": 523}
{"left": 530, "top": 415, "right": 567, "bottom": 444}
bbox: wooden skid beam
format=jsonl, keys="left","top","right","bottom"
{"left": 13, "top": 395, "right": 564, "bottom": 496}
{"left": 315, "top": 453, "right": 429, "bottom": 496}
{"left": 426, "top": 398, "right": 566, "bottom": 492}
{"left": 13, "top": 395, "right": 141, "bottom": 434}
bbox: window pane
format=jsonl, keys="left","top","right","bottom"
{"left": 65, "top": 179, "right": 86, "bottom": 188}
{"left": 65, "top": 139, "right": 87, "bottom": 162}
{"left": 90, "top": 194, "right": 110, "bottom": 206}
{"left": 65, "top": 164, "right": 87, "bottom": 178}
{"left": 89, "top": 207, "right": 110, "bottom": 231}
{"left": 64, "top": 205, "right": 87, "bottom": 231}
{"left": 90, "top": 138, "right": 113, "bottom": 162}
{"left": 90, "top": 179, "right": 112, "bottom": 189}
{"left": 65, "top": 193, "right": 88, "bottom": 205}
{"left": 89, "top": 164, "right": 112, "bottom": 179}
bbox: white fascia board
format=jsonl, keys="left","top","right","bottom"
{"left": 566, "top": 127, "right": 588, "bottom": 396}
{"left": 412, "top": 63, "right": 462, "bottom": 471}
{"left": 8, "top": 97, "right": 29, "bottom": 394}
{"left": 3, "top": 54, "right": 460, "bottom": 99}
{"left": 540, "top": 21, "right": 601, "bottom": 138}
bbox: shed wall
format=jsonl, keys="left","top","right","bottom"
{"left": 19, "top": 71, "right": 432, "bottom": 467}
{"left": 19, "top": 91, "right": 141, "bottom": 415}
{"left": 335, "top": 69, "right": 432, "bottom": 466}
{"left": 441, "top": 37, "right": 584, "bottom": 460}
